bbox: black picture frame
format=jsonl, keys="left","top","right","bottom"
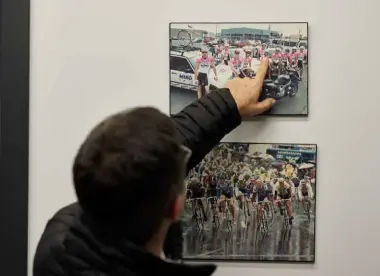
{"left": 0, "top": 0, "right": 30, "bottom": 275}
{"left": 183, "top": 142, "right": 317, "bottom": 263}
{"left": 169, "top": 22, "right": 309, "bottom": 117}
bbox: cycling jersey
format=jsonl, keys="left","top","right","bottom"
{"left": 271, "top": 53, "right": 282, "bottom": 61}
{"left": 216, "top": 45, "right": 224, "bottom": 52}
{"left": 252, "top": 184, "right": 271, "bottom": 201}
{"left": 230, "top": 57, "right": 243, "bottom": 72}
{"left": 289, "top": 52, "right": 299, "bottom": 64}
{"left": 196, "top": 56, "right": 214, "bottom": 74}
{"left": 214, "top": 52, "right": 224, "bottom": 65}
{"left": 298, "top": 51, "right": 307, "bottom": 61}
{"left": 241, "top": 56, "right": 252, "bottom": 70}
{"left": 281, "top": 53, "right": 289, "bottom": 62}
{"left": 274, "top": 181, "right": 291, "bottom": 196}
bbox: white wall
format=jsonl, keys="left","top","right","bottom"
{"left": 29, "top": 0, "right": 380, "bottom": 275}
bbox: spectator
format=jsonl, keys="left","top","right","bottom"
{"left": 33, "top": 59, "right": 274, "bottom": 276}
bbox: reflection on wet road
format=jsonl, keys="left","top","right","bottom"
{"left": 183, "top": 199, "right": 315, "bottom": 262}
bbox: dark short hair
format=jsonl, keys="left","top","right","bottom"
{"left": 73, "top": 107, "right": 186, "bottom": 245}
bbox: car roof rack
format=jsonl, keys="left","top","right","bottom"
{"left": 170, "top": 45, "right": 203, "bottom": 56}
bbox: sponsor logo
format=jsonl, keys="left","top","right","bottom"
{"left": 179, "top": 74, "right": 192, "bottom": 80}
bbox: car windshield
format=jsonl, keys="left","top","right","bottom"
{"left": 282, "top": 41, "right": 298, "bottom": 47}
{"left": 189, "top": 56, "right": 197, "bottom": 68}
{"left": 299, "top": 41, "right": 307, "bottom": 48}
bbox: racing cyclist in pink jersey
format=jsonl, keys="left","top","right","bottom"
{"left": 213, "top": 47, "right": 224, "bottom": 66}
{"left": 259, "top": 43, "right": 267, "bottom": 58}
{"left": 281, "top": 49, "right": 290, "bottom": 71}
{"left": 270, "top": 48, "right": 282, "bottom": 77}
{"left": 260, "top": 50, "right": 269, "bottom": 61}
{"left": 297, "top": 46, "right": 307, "bottom": 80}
{"left": 288, "top": 47, "right": 299, "bottom": 68}
{"left": 229, "top": 49, "right": 244, "bottom": 79}
{"left": 215, "top": 40, "right": 224, "bottom": 56}
{"left": 194, "top": 49, "right": 218, "bottom": 99}
{"left": 223, "top": 44, "right": 231, "bottom": 65}
{"left": 240, "top": 49, "right": 254, "bottom": 77}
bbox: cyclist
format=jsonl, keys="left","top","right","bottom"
{"left": 271, "top": 47, "right": 282, "bottom": 62}
{"left": 194, "top": 49, "right": 218, "bottom": 99}
{"left": 187, "top": 177, "right": 208, "bottom": 221}
{"left": 235, "top": 174, "right": 250, "bottom": 216}
{"left": 240, "top": 49, "right": 253, "bottom": 77}
{"left": 274, "top": 178, "right": 294, "bottom": 225}
{"left": 223, "top": 44, "right": 231, "bottom": 65}
{"left": 288, "top": 47, "right": 299, "bottom": 67}
{"left": 229, "top": 49, "right": 244, "bottom": 78}
{"left": 218, "top": 179, "right": 236, "bottom": 224}
{"left": 298, "top": 175, "right": 314, "bottom": 214}
{"left": 260, "top": 50, "right": 269, "bottom": 61}
{"left": 297, "top": 46, "right": 307, "bottom": 80}
{"left": 259, "top": 43, "right": 267, "bottom": 57}
{"left": 281, "top": 48, "right": 290, "bottom": 71}
{"left": 252, "top": 180, "right": 273, "bottom": 220}
{"left": 214, "top": 47, "right": 224, "bottom": 66}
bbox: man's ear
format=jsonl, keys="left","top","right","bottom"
{"left": 169, "top": 194, "right": 186, "bottom": 221}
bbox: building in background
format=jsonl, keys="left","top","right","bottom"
{"left": 220, "top": 27, "right": 271, "bottom": 42}
{"left": 170, "top": 28, "right": 215, "bottom": 40}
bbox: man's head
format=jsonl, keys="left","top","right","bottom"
{"left": 73, "top": 107, "right": 189, "bottom": 246}
{"left": 201, "top": 49, "right": 208, "bottom": 58}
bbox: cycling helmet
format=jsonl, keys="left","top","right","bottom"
{"left": 279, "top": 177, "right": 285, "bottom": 182}
{"left": 292, "top": 47, "right": 297, "bottom": 50}
{"left": 300, "top": 46, "right": 305, "bottom": 50}
{"left": 276, "top": 47, "right": 281, "bottom": 51}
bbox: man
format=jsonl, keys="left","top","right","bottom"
{"left": 297, "top": 46, "right": 307, "bottom": 80}
{"left": 194, "top": 49, "right": 218, "bottom": 99}
{"left": 229, "top": 49, "right": 243, "bottom": 79}
{"left": 33, "top": 60, "right": 275, "bottom": 276}
{"left": 298, "top": 175, "right": 314, "bottom": 214}
{"left": 274, "top": 177, "right": 294, "bottom": 225}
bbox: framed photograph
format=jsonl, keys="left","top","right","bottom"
{"left": 169, "top": 22, "right": 308, "bottom": 116}
{"left": 183, "top": 142, "right": 317, "bottom": 262}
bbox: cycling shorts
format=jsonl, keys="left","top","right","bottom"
{"left": 221, "top": 189, "right": 232, "bottom": 199}
{"left": 207, "top": 187, "right": 218, "bottom": 197}
{"left": 197, "top": 72, "right": 208, "bottom": 86}
{"left": 297, "top": 60, "right": 303, "bottom": 69}
{"left": 301, "top": 191, "right": 309, "bottom": 197}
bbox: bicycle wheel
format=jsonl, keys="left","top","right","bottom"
{"left": 306, "top": 201, "right": 311, "bottom": 222}
{"left": 178, "top": 30, "right": 191, "bottom": 47}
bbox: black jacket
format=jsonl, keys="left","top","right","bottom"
{"left": 33, "top": 88, "right": 242, "bottom": 276}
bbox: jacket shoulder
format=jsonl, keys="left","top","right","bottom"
{"left": 33, "top": 203, "right": 80, "bottom": 275}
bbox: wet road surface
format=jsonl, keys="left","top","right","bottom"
{"left": 170, "top": 67, "right": 308, "bottom": 116}
{"left": 183, "top": 197, "right": 315, "bottom": 262}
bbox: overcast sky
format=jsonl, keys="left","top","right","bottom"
{"left": 171, "top": 23, "right": 307, "bottom": 36}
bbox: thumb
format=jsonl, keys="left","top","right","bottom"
{"left": 252, "top": 98, "right": 276, "bottom": 115}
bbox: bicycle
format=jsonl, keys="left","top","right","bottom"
{"left": 302, "top": 196, "right": 312, "bottom": 222}
{"left": 276, "top": 198, "right": 292, "bottom": 227}
{"left": 219, "top": 197, "right": 233, "bottom": 232}
{"left": 206, "top": 196, "right": 220, "bottom": 226}
{"left": 189, "top": 198, "right": 206, "bottom": 230}
{"left": 252, "top": 201, "right": 269, "bottom": 232}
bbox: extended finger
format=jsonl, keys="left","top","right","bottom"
{"left": 251, "top": 98, "right": 276, "bottom": 116}
{"left": 254, "top": 58, "right": 269, "bottom": 84}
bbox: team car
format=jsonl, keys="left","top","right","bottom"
{"left": 170, "top": 50, "right": 260, "bottom": 92}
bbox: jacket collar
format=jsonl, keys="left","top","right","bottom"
{"left": 61, "top": 209, "right": 216, "bottom": 276}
